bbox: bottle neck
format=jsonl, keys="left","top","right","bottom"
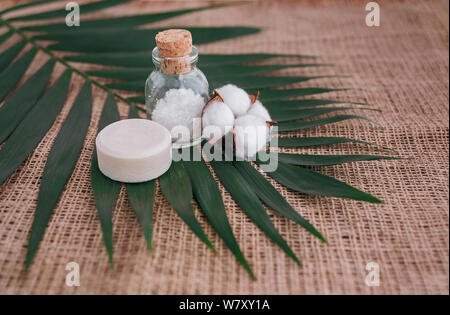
{"left": 152, "top": 46, "right": 198, "bottom": 75}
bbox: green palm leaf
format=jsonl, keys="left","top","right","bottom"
{"left": 211, "top": 160, "right": 301, "bottom": 265}
{"left": 264, "top": 99, "right": 366, "bottom": 109}
{"left": 276, "top": 115, "right": 381, "bottom": 132}
{"left": 184, "top": 150, "right": 255, "bottom": 278}
{"left": 233, "top": 161, "right": 326, "bottom": 243}
{"left": 66, "top": 53, "right": 311, "bottom": 68}
{"left": 86, "top": 64, "right": 327, "bottom": 82}
{"left": 90, "top": 93, "right": 122, "bottom": 267}
{"left": 124, "top": 103, "right": 156, "bottom": 251}
{"left": 26, "top": 81, "right": 92, "bottom": 270}
{"left": 255, "top": 88, "right": 349, "bottom": 102}
{"left": 109, "top": 75, "right": 333, "bottom": 92}
{"left": 0, "top": 30, "right": 13, "bottom": 43}
{"left": 21, "top": 5, "right": 217, "bottom": 32}
{"left": 277, "top": 136, "right": 385, "bottom": 149}
{"left": 0, "top": 70, "right": 71, "bottom": 186}
{"left": 261, "top": 161, "right": 381, "bottom": 203}
{"left": 269, "top": 107, "right": 377, "bottom": 122}
{"left": 0, "top": 0, "right": 58, "bottom": 16}
{"left": 7, "top": 0, "right": 130, "bottom": 22}
{"left": 0, "top": 41, "right": 26, "bottom": 72}
{"left": 0, "top": 47, "right": 36, "bottom": 102}
{"left": 209, "top": 75, "right": 337, "bottom": 90}
{"left": 125, "top": 180, "right": 156, "bottom": 251}
{"left": 0, "top": 59, "right": 55, "bottom": 143}
{"left": 42, "top": 27, "right": 259, "bottom": 53}
{"left": 277, "top": 153, "right": 399, "bottom": 166}
{"left": 159, "top": 161, "right": 214, "bottom": 250}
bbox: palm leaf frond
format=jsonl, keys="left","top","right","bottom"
{"left": 26, "top": 81, "right": 92, "bottom": 269}
{"left": 0, "top": 59, "right": 54, "bottom": 143}
{"left": 0, "top": 0, "right": 396, "bottom": 275}
{"left": 277, "top": 153, "right": 399, "bottom": 166}
{"left": 0, "top": 40, "right": 26, "bottom": 71}
{"left": 21, "top": 5, "right": 219, "bottom": 32}
{"left": 159, "top": 161, "right": 215, "bottom": 250}
{"left": 126, "top": 181, "right": 156, "bottom": 251}
{"left": 66, "top": 53, "right": 312, "bottom": 68}
{"left": 233, "top": 161, "right": 326, "bottom": 243}
{"left": 0, "top": 70, "right": 71, "bottom": 186}
{"left": 0, "top": 47, "right": 36, "bottom": 102}
{"left": 276, "top": 115, "right": 381, "bottom": 132}
{"left": 184, "top": 150, "right": 255, "bottom": 278}
{"left": 277, "top": 136, "right": 390, "bottom": 150}
{"left": 211, "top": 160, "right": 301, "bottom": 265}
{"left": 41, "top": 27, "right": 259, "bottom": 53}
{"left": 7, "top": 0, "right": 130, "bottom": 22}
{"left": 269, "top": 107, "right": 377, "bottom": 122}
{"left": 260, "top": 161, "right": 381, "bottom": 203}
{"left": 0, "top": 0, "right": 58, "bottom": 16}
{"left": 125, "top": 104, "right": 156, "bottom": 251}
{"left": 90, "top": 93, "right": 122, "bottom": 267}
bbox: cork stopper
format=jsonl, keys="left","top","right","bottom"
{"left": 155, "top": 29, "right": 193, "bottom": 75}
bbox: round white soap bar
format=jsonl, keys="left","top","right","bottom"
{"left": 96, "top": 119, "right": 172, "bottom": 183}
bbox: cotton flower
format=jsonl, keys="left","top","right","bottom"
{"left": 216, "top": 84, "right": 251, "bottom": 116}
{"left": 202, "top": 100, "right": 235, "bottom": 140}
{"left": 247, "top": 100, "right": 271, "bottom": 122}
{"left": 234, "top": 114, "right": 268, "bottom": 160}
{"left": 201, "top": 85, "right": 273, "bottom": 160}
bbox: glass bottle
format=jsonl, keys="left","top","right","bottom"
{"left": 145, "top": 30, "right": 209, "bottom": 147}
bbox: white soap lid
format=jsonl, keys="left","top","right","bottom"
{"left": 96, "top": 119, "right": 172, "bottom": 160}
{"left": 95, "top": 119, "right": 172, "bottom": 183}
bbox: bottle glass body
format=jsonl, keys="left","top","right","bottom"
{"left": 145, "top": 46, "right": 209, "bottom": 147}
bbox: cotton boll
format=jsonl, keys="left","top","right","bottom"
{"left": 216, "top": 84, "right": 251, "bottom": 116}
{"left": 151, "top": 88, "right": 205, "bottom": 141}
{"left": 234, "top": 114, "right": 268, "bottom": 160}
{"left": 202, "top": 101, "right": 235, "bottom": 140}
{"left": 247, "top": 100, "right": 271, "bottom": 122}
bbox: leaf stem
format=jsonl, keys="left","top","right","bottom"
{"left": 1, "top": 18, "right": 146, "bottom": 112}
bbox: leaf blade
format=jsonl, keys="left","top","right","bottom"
{"left": 264, "top": 99, "right": 363, "bottom": 109}
{"left": 21, "top": 5, "right": 219, "bottom": 32}
{"left": 45, "top": 27, "right": 260, "bottom": 53}
{"left": 276, "top": 115, "right": 381, "bottom": 132}
{"left": 159, "top": 161, "right": 214, "bottom": 250}
{"left": 0, "top": 0, "right": 59, "bottom": 16}
{"left": 277, "top": 153, "right": 399, "bottom": 166}
{"left": 277, "top": 136, "right": 380, "bottom": 148}
{"left": 184, "top": 151, "right": 255, "bottom": 278}
{"left": 261, "top": 161, "right": 381, "bottom": 203}
{"left": 0, "top": 48, "right": 37, "bottom": 102}
{"left": 0, "top": 40, "right": 26, "bottom": 73}
{"left": 26, "top": 81, "right": 92, "bottom": 269}
{"left": 108, "top": 76, "right": 332, "bottom": 92}
{"left": 233, "top": 161, "right": 326, "bottom": 243}
{"left": 255, "top": 88, "right": 348, "bottom": 102}
{"left": 65, "top": 53, "right": 312, "bottom": 68}
{"left": 210, "top": 160, "right": 301, "bottom": 265}
{"left": 8, "top": 0, "right": 130, "bottom": 22}
{"left": 126, "top": 181, "right": 155, "bottom": 251}
{"left": 86, "top": 64, "right": 327, "bottom": 82}
{"left": 0, "top": 59, "right": 55, "bottom": 143}
{"left": 0, "top": 70, "right": 71, "bottom": 186}
{"left": 124, "top": 103, "right": 155, "bottom": 251}
{"left": 269, "top": 107, "right": 374, "bottom": 122}
{"left": 91, "top": 93, "right": 122, "bottom": 267}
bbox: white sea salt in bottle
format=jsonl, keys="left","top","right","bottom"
{"left": 145, "top": 29, "right": 209, "bottom": 147}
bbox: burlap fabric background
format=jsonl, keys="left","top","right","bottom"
{"left": 0, "top": 0, "right": 448, "bottom": 295}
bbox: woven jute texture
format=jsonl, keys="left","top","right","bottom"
{"left": 0, "top": 0, "right": 448, "bottom": 295}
